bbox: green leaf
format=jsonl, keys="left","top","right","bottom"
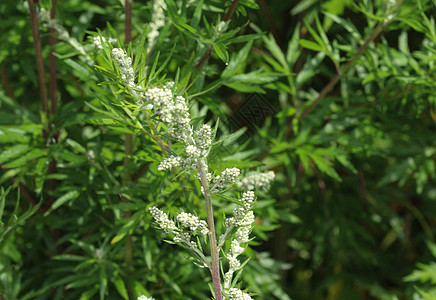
{"left": 299, "top": 39, "right": 323, "bottom": 52}
{"left": 303, "top": 18, "right": 326, "bottom": 52}
{"left": 111, "top": 211, "right": 142, "bottom": 244}
{"left": 404, "top": 262, "right": 436, "bottom": 284}
{"left": 240, "top": 0, "right": 260, "bottom": 9}
{"left": 224, "top": 82, "right": 265, "bottom": 93}
{"left": 296, "top": 52, "right": 326, "bottom": 87}
{"left": 79, "top": 287, "right": 99, "bottom": 300}
{"left": 44, "top": 190, "right": 80, "bottom": 216}
{"left": 100, "top": 268, "right": 108, "bottom": 300}
{"left": 263, "top": 34, "right": 288, "bottom": 70}
{"left": 1, "top": 196, "right": 41, "bottom": 243}
{"left": 221, "top": 40, "right": 253, "bottom": 78}
{"left": 213, "top": 43, "right": 229, "bottom": 63}
{"left": 0, "top": 144, "right": 29, "bottom": 164}
{"left": 191, "top": 0, "right": 203, "bottom": 28}
{"left": 113, "top": 278, "right": 129, "bottom": 300}
{"left": 416, "top": 287, "right": 436, "bottom": 300}
{"left": 3, "top": 148, "right": 46, "bottom": 168}
{"left": 0, "top": 186, "right": 11, "bottom": 224}
{"left": 286, "top": 24, "right": 301, "bottom": 65}
{"left": 0, "top": 127, "right": 31, "bottom": 143}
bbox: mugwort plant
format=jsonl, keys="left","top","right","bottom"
{"left": 94, "top": 40, "right": 274, "bottom": 299}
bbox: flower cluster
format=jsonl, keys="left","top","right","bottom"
{"left": 227, "top": 193, "right": 256, "bottom": 231}
{"left": 224, "top": 239, "right": 245, "bottom": 287}
{"left": 223, "top": 191, "right": 256, "bottom": 290}
{"left": 110, "top": 46, "right": 214, "bottom": 172}
{"left": 145, "top": 84, "right": 192, "bottom": 143}
{"left": 241, "top": 191, "right": 255, "bottom": 209}
{"left": 177, "top": 212, "right": 209, "bottom": 235}
{"left": 111, "top": 48, "right": 136, "bottom": 88}
{"left": 149, "top": 206, "right": 177, "bottom": 234}
{"left": 196, "top": 124, "right": 212, "bottom": 154}
{"left": 144, "top": 90, "right": 215, "bottom": 171}
{"left": 237, "top": 171, "right": 275, "bottom": 191}
{"left": 158, "top": 155, "right": 182, "bottom": 171}
{"left": 137, "top": 296, "right": 154, "bottom": 300}
{"left": 149, "top": 206, "right": 209, "bottom": 246}
{"left": 224, "top": 191, "right": 255, "bottom": 235}
{"left": 109, "top": 47, "right": 213, "bottom": 171}
{"left": 211, "top": 167, "right": 241, "bottom": 192}
{"left": 224, "top": 288, "right": 252, "bottom": 300}
{"left": 147, "top": 0, "right": 166, "bottom": 45}
{"left": 93, "top": 36, "right": 117, "bottom": 50}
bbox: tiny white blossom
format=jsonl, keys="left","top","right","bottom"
{"left": 186, "top": 145, "right": 202, "bottom": 159}
{"left": 235, "top": 226, "right": 251, "bottom": 243}
{"left": 196, "top": 124, "right": 212, "bottom": 152}
{"left": 145, "top": 84, "right": 193, "bottom": 143}
{"left": 93, "top": 36, "right": 117, "bottom": 50}
{"left": 241, "top": 191, "right": 255, "bottom": 209}
{"left": 149, "top": 206, "right": 177, "bottom": 234}
{"left": 211, "top": 168, "right": 240, "bottom": 192}
{"left": 237, "top": 211, "right": 254, "bottom": 227}
{"left": 225, "top": 288, "right": 252, "bottom": 300}
{"left": 230, "top": 239, "right": 244, "bottom": 256}
{"left": 225, "top": 217, "right": 236, "bottom": 227}
{"left": 111, "top": 48, "right": 135, "bottom": 87}
{"left": 142, "top": 103, "right": 154, "bottom": 110}
{"left": 158, "top": 156, "right": 182, "bottom": 171}
{"left": 173, "top": 231, "right": 190, "bottom": 243}
{"left": 137, "top": 296, "right": 154, "bottom": 300}
{"left": 148, "top": 0, "right": 167, "bottom": 45}
{"left": 237, "top": 171, "right": 275, "bottom": 191}
{"left": 176, "top": 212, "right": 209, "bottom": 234}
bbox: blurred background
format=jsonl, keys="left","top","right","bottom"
{"left": 0, "top": 0, "right": 436, "bottom": 299}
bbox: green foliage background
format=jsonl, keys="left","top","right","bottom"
{"left": 0, "top": 0, "right": 436, "bottom": 299}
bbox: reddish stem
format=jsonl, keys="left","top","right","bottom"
{"left": 49, "top": 0, "right": 57, "bottom": 116}
{"left": 27, "top": 0, "right": 48, "bottom": 115}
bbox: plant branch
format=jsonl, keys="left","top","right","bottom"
{"left": 197, "top": 159, "right": 222, "bottom": 300}
{"left": 123, "top": 0, "right": 134, "bottom": 267}
{"left": 27, "top": 0, "right": 48, "bottom": 115}
{"left": 299, "top": 0, "right": 405, "bottom": 120}
{"left": 284, "top": 21, "right": 390, "bottom": 137}
{"left": 223, "top": 0, "right": 240, "bottom": 22}
{"left": 48, "top": 0, "right": 58, "bottom": 205}
{"left": 258, "top": 0, "right": 281, "bottom": 47}
{"left": 0, "top": 65, "right": 15, "bottom": 99}
{"left": 125, "top": 0, "right": 133, "bottom": 44}
{"left": 49, "top": 0, "right": 58, "bottom": 116}
{"left": 194, "top": 0, "right": 240, "bottom": 73}
{"left": 1, "top": 167, "right": 38, "bottom": 206}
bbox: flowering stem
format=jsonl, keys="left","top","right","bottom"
{"left": 197, "top": 160, "right": 222, "bottom": 300}
{"left": 123, "top": 0, "right": 134, "bottom": 267}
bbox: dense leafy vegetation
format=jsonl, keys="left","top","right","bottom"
{"left": 1, "top": 0, "right": 436, "bottom": 299}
